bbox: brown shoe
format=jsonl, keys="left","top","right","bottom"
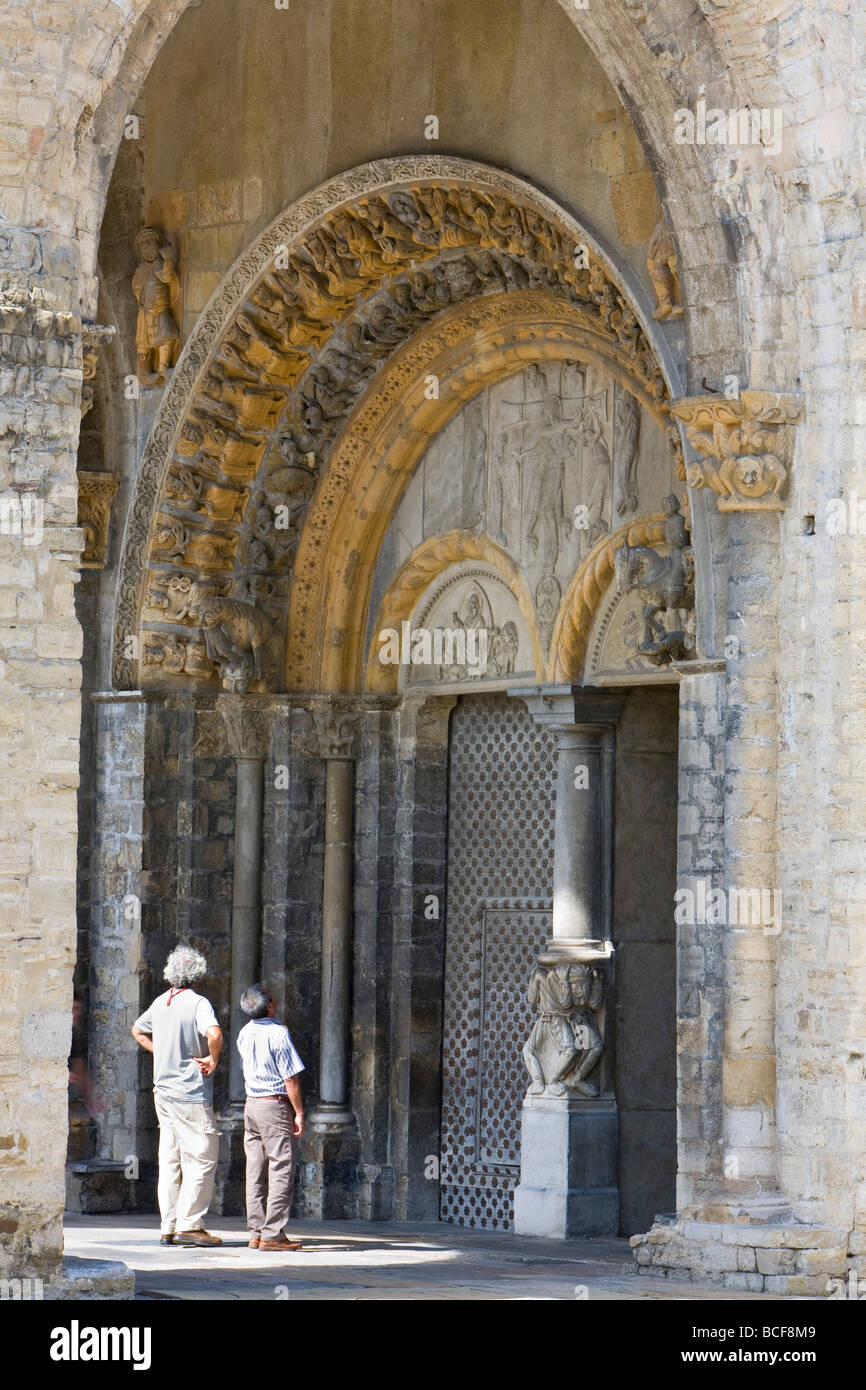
{"left": 174, "top": 1230, "right": 223, "bottom": 1247}
{"left": 248, "top": 1235, "right": 261, "bottom": 1249}
{"left": 259, "top": 1237, "right": 302, "bottom": 1251}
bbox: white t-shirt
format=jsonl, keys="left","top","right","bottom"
{"left": 134, "top": 988, "right": 220, "bottom": 1104}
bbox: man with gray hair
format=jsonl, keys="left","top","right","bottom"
{"left": 237, "top": 983, "right": 305, "bottom": 1251}
{"left": 132, "top": 944, "right": 224, "bottom": 1246}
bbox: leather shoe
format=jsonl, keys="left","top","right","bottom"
{"left": 248, "top": 1235, "right": 261, "bottom": 1248}
{"left": 159, "top": 1234, "right": 175, "bottom": 1246}
{"left": 259, "top": 1237, "right": 302, "bottom": 1251}
{"left": 174, "top": 1230, "right": 223, "bottom": 1247}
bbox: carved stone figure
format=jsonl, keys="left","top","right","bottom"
{"left": 646, "top": 212, "right": 683, "bottom": 321}
{"left": 132, "top": 227, "right": 180, "bottom": 384}
{"left": 614, "top": 493, "right": 695, "bottom": 664}
{"left": 186, "top": 584, "right": 272, "bottom": 691}
{"left": 614, "top": 387, "right": 642, "bottom": 516}
{"left": 579, "top": 405, "right": 613, "bottom": 547}
{"left": 523, "top": 962, "right": 604, "bottom": 1098}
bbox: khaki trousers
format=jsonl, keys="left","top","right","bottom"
{"left": 243, "top": 1095, "right": 298, "bottom": 1242}
{"left": 154, "top": 1092, "right": 220, "bottom": 1234}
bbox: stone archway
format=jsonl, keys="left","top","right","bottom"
{"left": 112, "top": 157, "right": 687, "bottom": 699}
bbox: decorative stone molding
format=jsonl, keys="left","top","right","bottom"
{"left": 218, "top": 694, "right": 273, "bottom": 759}
{"left": 112, "top": 157, "right": 681, "bottom": 690}
{"left": 77, "top": 471, "right": 119, "bottom": 569}
{"left": 671, "top": 391, "right": 803, "bottom": 511}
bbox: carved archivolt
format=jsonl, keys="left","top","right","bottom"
{"left": 112, "top": 157, "right": 681, "bottom": 693}
{"left": 550, "top": 513, "right": 667, "bottom": 682}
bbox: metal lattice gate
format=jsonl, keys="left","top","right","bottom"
{"left": 440, "top": 693, "right": 557, "bottom": 1229}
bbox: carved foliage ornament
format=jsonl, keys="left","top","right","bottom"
{"left": 114, "top": 159, "right": 680, "bottom": 691}
{"left": 77, "top": 471, "right": 119, "bottom": 569}
{"left": 671, "top": 391, "right": 803, "bottom": 512}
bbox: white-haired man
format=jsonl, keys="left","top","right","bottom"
{"left": 132, "top": 944, "right": 224, "bottom": 1247}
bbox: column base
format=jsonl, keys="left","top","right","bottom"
{"left": 298, "top": 1124, "right": 360, "bottom": 1221}
{"left": 307, "top": 1103, "right": 356, "bottom": 1134}
{"left": 513, "top": 1092, "right": 619, "bottom": 1238}
{"left": 212, "top": 1104, "right": 246, "bottom": 1216}
{"left": 631, "top": 1203, "right": 851, "bottom": 1296}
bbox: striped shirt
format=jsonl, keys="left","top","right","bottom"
{"left": 237, "top": 1018, "right": 305, "bottom": 1097}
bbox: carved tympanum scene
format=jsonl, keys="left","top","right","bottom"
{"left": 366, "top": 357, "right": 685, "bottom": 690}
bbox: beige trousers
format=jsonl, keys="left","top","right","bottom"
{"left": 243, "top": 1095, "right": 298, "bottom": 1242}
{"left": 154, "top": 1092, "right": 220, "bottom": 1234}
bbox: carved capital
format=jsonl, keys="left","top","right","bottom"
{"left": 219, "top": 694, "right": 272, "bottom": 759}
{"left": 311, "top": 704, "right": 363, "bottom": 760}
{"left": 77, "top": 471, "right": 119, "bottom": 569}
{"left": 671, "top": 390, "right": 803, "bottom": 512}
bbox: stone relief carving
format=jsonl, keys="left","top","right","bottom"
{"left": 614, "top": 493, "right": 695, "bottom": 664}
{"left": 403, "top": 570, "right": 529, "bottom": 688}
{"left": 132, "top": 227, "right": 180, "bottom": 385}
{"left": 312, "top": 707, "right": 362, "bottom": 759}
{"left": 671, "top": 391, "right": 802, "bottom": 511}
{"left": 523, "top": 962, "right": 604, "bottom": 1098}
{"left": 77, "top": 471, "right": 119, "bottom": 569}
{"left": 182, "top": 582, "right": 273, "bottom": 692}
{"left": 614, "top": 385, "right": 642, "bottom": 516}
{"left": 115, "top": 159, "right": 682, "bottom": 690}
{"left": 220, "top": 695, "right": 272, "bottom": 759}
{"left": 646, "top": 211, "right": 683, "bottom": 322}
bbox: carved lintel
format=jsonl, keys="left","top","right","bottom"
{"left": 311, "top": 703, "right": 363, "bottom": 760}
{"left": 522, "top": 959, "right": 606, "bottom": 1100}
{"left": 671, "top": 390, "right": 803, "bottom": 512}
{"left": 219, "top": 693, "right": 273, "bottom": 759}
{"left": 77, "top": 471, "right": 119, "bottom": 569}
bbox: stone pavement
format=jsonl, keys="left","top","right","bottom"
{"left": 62, "top": 1214, "right": 808, "bottom": 1301}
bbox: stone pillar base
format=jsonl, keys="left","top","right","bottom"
{"left": 299, "top": 1125, "right": 360, "bottom": 1221}
{"left": 212, "top": 1106, "right": 246, "bottom": 1216}
{"left": 631, "top": 1213, "right": 851, "bottom": 1297}
{"left": 513, "top": 1093, "right": 619, "bottom": 1238}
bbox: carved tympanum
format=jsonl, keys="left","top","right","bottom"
{"left": 523, "top": 961, "right": 604, "bottom": 1098}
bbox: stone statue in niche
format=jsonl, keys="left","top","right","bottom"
{"left": 523, "top": 962, "right": 604, "bottom": 1098}
{"left": 614, "top": 493, "right": 695, "bottom": 664}
{"left": 132, "top": 227, "right": 180, "bottom": 384}
{"left": 186, "top": 583, "right": 272, "bottom": 692}
{"left": 646, "top": 212, "right": 683, "bottom": 321}
{"left": 614, "top": 387, "right": 642, "bottom": 516}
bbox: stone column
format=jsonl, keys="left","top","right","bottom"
{"left": 300, "top": 703, "right": 363, "bottom": 1220}
{"left": 214, "top": 695, "right": 271, "bottom": 1208}
{"left": 511, "top": 685, "right": 625, "bottom": 1238}
{"left": 308, "top": 706, "right": 362, "bottom": 1131}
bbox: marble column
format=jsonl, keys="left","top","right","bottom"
{"left": 511, "top": 684, "right": 625, "bottom": 1238}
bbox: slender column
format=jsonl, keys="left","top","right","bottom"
{"left": 511, "top": 684, "right": 624, "bottom": 1238}
{"left": 219, "top": 696, "right": 271, "bottom": 1104}
{"left": 308, "top": 705, "right": 362, "bottom": 1132}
